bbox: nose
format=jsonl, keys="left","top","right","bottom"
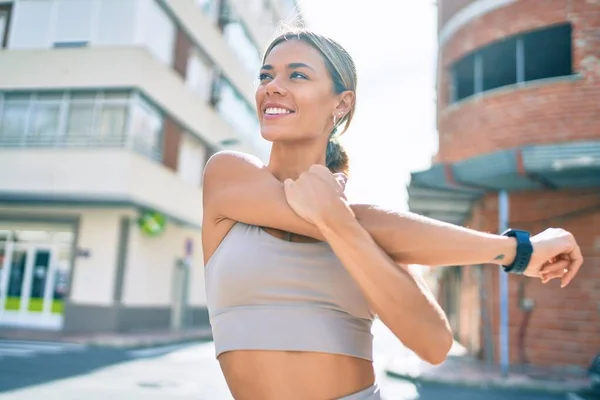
{"left": 265, "top": 77, "right": 287, "bottom": 96}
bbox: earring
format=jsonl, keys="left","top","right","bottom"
{"left": 333, "top": 112, "right": 343, "bottom": 126}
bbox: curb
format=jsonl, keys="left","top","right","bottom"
{"left": 81, "top": 334, "right": 212, "bottom": 350}
{"left": 385, "top": 369, "right": 593, "bottom": 394}
{"left": 75, "top": 331, "right": 214, "bottom": 350}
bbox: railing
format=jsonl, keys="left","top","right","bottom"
{"left": 0, "top": 133, "right": 162, "bottom": 162}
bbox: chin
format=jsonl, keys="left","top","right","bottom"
{"left": 260, "top": 127, "right": 295, "bottom": 142}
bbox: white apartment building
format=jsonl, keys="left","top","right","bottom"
{"left": 0, "top": 0, "right": 300, "bottom": 333}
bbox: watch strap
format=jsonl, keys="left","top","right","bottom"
{"left": 501, "top": 229, "right": 533, "bottom": 275}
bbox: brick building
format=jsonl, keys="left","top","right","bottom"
{"left": 408, "top": 0, "right": 600, "bottom": 369}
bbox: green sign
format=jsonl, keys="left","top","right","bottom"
{"left": 138, "top": 211, "right": 166, "bottom": 237}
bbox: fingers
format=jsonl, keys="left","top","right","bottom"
{"left": 283, "top": 178, "right": 294, "bottom": 198}
{"left": 561, "top": 244, "right": 584, "bottom": 288}
{"left": 539, "top": 258, "right": 570, "bottom": 284}
{"left": 333, "top": 172, "right": 348, "bottom": 190}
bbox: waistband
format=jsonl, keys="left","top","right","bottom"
{"left": 210, "top": 305, "right": 374, "bottom": 361}
{"left": 338, "top": 384, "right": 381, "bottom": 400}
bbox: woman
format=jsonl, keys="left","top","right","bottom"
{"left": 202, "top": 29, "right": 583, "bottom": 400}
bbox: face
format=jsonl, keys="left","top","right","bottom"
{"left": 256, "top": 40, "right": 343, "bottom": 143}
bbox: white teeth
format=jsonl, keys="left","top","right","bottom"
{"left": 265, "top": 107, "right": 292, "bottom": 115}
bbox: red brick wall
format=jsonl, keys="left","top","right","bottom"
{"left": 457, "top": 189, "right": 600, "bottom": 368}
{"left": 437, "top": 0, "right": 600, "bottom": 163}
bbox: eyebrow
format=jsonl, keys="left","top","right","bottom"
{"left": 260, "top": 62, "right": 316, "bottom": 72}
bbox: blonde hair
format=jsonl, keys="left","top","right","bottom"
{"left": 262, "top": 29, "right": 357, "bottom": 175}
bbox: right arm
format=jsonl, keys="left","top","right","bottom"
{"left": 203, "top": 152, "right": 582, "bottom": 285}
{"left": 202, "top": 151, "right": 515, "bottom": 266}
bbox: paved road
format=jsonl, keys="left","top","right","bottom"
{"left": 0, "top": 324, "right": 575, "bottom": 399}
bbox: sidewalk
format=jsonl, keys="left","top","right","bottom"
{"left": 385, "top": 341, "right": 593, "bottom": 394}
{"left": 0, "top": 326, "right": 213, "bottom": 349}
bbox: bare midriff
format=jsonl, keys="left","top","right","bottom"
{"left": 218, "top": 350, "right": 375, "bottom": 400}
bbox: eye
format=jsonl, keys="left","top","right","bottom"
{"left": 258, "top": 73, "right": 272, "bottom": 81}
{"left": 290, "top": 71, "right": 308, "bottom": 80}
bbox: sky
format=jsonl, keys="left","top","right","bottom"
{"left": 294, "top": 0, "right": 439, "bottom": 210}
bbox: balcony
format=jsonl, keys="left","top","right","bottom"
{"left": 0, "top": 46, "right": 243, "bottom": 149}
{"left": 0, "top": 148, "right": 203, "bottom": 227}
{"left": 0, "top": 91, "right": 203, "bottom": 227}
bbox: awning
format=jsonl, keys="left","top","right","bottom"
{"left": 407, "top": 140, "right": 600, "bottom": 225}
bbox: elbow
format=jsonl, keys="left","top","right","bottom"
{"left": 421, "top": 328, "right": 453, "bottom": 365}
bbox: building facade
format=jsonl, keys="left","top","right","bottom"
{"left": 0, "top": 0, "right": 299, "bottom": 333}
{"left": 409, "top": 0, "right": 600, "bottom": 369}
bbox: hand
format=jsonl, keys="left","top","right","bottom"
{"left": 524, "top": 228, "right": 583, "bottom": 288}
{"left": 283, "top": 165, "right": 353, "bottom": 227}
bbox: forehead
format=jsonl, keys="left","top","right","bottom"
{"left": 263, "top": 39, "right": 327, "bottom": 71}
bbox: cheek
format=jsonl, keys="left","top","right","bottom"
{"left": 297, "top": 90, "right": 332, "bottom": 120}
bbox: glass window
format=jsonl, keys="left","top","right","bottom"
{"left": 129, "top": 98, "right": 163, "bottom": 160}
{"left": 6, "top": 0, "right": 53, "bottom": 49}
{"left": 29, "top": 102, "right": 61, "bottom": 141}
{"left": 54, "top": 0, "right": 94, "bottom": 45}
{"left": 95, "top": 104, "right": 128, "bottom": 143}
{"left": 0, "top": 91, "right": 171, "bottom": 162}
{"left": 480, "top": 37, "right": 517, "bottom": 91}
{"left": 449, "top": 23, "right": 574, "bottom": 103}
{"left": 186, "top": 51, "right": 213, "bottom": 102}
{"left": 223, "top": 22, "right": 261, "bottom": 75}
{"left": 66, "top": 102, "right": 94, "bottom": 142}
{"left": 523, "top": 23, "right": 572, "bottom": 82}
{"left": 136, "top": 0, "right": 176, "bottom": 66}
{"left": 452, "top": 54, "right": 475, "bottom": 102}
{"left": 177, "top": 133, "right": 207, "bottom": 187}
{"left": 217, "top": 79, "right": 259, "bottom": 139}
{"left": 0, "top": 98, "right": 30, "bottom": 141}
{"left": 0, "top": 10, "right": 8, "bottom": 48}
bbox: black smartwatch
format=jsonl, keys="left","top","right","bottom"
{"left": 501, "top": 229, "right": 533, "bottom": 275}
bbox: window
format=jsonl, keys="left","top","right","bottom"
{"left": 6, "top": 0, "right": 53, "bottom": 48}
{"left": 524, "top": 24, "right": 572, "bottom": 82}
{"left": 216, "top": 78, "right": 259, "bottom": 139}
{"left": 177, "top": 133, "right": 207, "bottom": 187}
{"left": 223, "top": 21, "right": 262, "bottom": 75}
{"left": 135, "top": 0, "right": 176, "bottom": 66}
{"left": 481, "top": 37, "right": 517, "bottom": 92}
{"left": 29, "top": 96, "right": 62, "bottom": 142}
{"left": 0, "top": 94, "right": 30, "bottom": 143}
{"left": 0, "top": 91, "right": 163, "bottom": 161}
{"left": 53, "top": 0, "right": 94, "bottom": 46}
{"left": 186, "top": 51, "right": 214, "bottom": 102}
{"left": 0, "top": 4, "right": 11, "bottom": 48}
{"left": 129, "top": 97, "right": 163, "bottom": 160}
{"left": 452, "top": 54, "right": 475, "bottom": 102}
{"left": 449, "top": 23, "right": 573, "bottom": 103}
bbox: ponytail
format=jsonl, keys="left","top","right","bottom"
{"left": 325, "top": 137, "right": 349, "bottom": 175}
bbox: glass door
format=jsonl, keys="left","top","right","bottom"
{"left": 0, "top": 243, "right": 61, "bottom": 329}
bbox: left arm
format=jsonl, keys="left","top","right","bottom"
{"left": 284, "top": 166, "right": 453, "bottom": 364}
{"left": 321, "top": 214, "right": 453, "bottom": 364}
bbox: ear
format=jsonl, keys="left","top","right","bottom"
{"left": 334, "top": 90, "right": 355, "bottom": 117}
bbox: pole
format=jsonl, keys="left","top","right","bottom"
{"left": 498, "top": 190, "right": 510, "bottom": 377}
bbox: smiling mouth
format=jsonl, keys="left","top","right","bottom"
{"left": 264, "top": 107, "right": 295, "bottom": 116}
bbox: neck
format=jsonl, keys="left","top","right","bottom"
{"left": 267, "top": 138, "right": 328, "bottom": 181}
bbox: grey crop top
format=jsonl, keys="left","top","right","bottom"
{"left": 205, "top": 223, "right": 375, "bottom": 361}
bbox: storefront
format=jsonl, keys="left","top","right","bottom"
{"left": 0, "top": 207, "right": 208, "bottom": 334}
{"left": 0, "top": 220, "right": 75, "bottom": 330}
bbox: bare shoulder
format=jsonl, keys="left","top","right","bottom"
{"left": 201, "top": 151, "right": 266, "bottom": 263}
{"left": 204, "top": 150, "right": 264, "bottom": 180}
